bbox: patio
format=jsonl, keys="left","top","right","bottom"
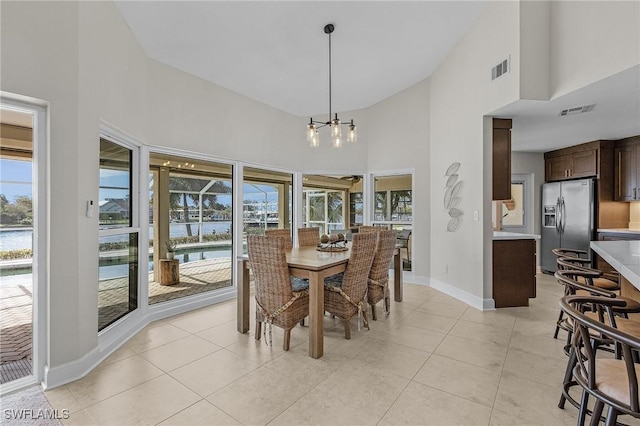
{"left": 0, "top": 258, "right": 233, "bottom": 384}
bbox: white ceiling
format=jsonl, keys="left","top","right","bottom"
{"left": 114, "top": 1, "right": 488, "bottom": 117}
{"left": 112, "top": 2, "right": 639, "bottom": 153}
{"left": 494, "top": 65, "right": 640, "bottom": 152}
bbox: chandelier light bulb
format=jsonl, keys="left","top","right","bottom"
{"left": 347, "top": 121, "right": 357, "bottom": 143}
{"left": 310, "top": 129, "right": 320, "bottom": 148}
{"left": 332, "top": 134, "right": 342, "bottom": 148}
{"left": 307, "top": 121, "right": 317, "bottom": 145}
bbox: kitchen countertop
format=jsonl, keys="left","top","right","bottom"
{"left": 597, "top": 228, "right": 640, "bottom": 234}
{"left": 493, "top": 231, "right": 541, "bottom": 240}
{"left": 590, "top": 240, "right": 640, "bottom": 288}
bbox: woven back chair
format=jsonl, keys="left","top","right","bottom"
{"left": 358, "top": 225, "right": 379, "bottom": 233}
{"left": 560, "top": 295, "right": 640, "bottom": 426}
{"left": 297, "top": 227, "right": 320, "bottom": 247}
{"left": 324, "top": 232, "right": 377, "bottom": 339}
{"left": 367, "top": 229, "right": 397, "bottom": 320}
{"left": 247, "top": 235, "right": 309, "bottom": 350}
{"left": 264, "top": 228, "right": 293, "bottom": 250}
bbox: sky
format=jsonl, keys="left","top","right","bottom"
{"left": 0, "top": 159, "right": 32, "bottom": 201}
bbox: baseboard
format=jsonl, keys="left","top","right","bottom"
{"left": 428, "top": 277, "right": 495, "bottom": 311}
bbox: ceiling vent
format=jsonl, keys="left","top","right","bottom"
{"left": 491, "top": 58, "right": 509, "bottom": 81}
{"left": 560, "top": 104, "right": 595, "bottom": 116}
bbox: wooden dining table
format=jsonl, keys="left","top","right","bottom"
{"left": 237, "top": 245, "right": 404, "bottom": 359}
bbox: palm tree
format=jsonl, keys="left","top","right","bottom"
{"left": 169, "top": 177, "right": 231, "bottom": 236}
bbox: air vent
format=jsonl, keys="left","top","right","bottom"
{"left": 491, "top": 58, "right": 509, "bottom": 81}
{"left": 560, "top": 104, "right": 595, "bottom": 116}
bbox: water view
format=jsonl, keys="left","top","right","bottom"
{"left": 0, "top": 222, "right": 233, "bottom": 252}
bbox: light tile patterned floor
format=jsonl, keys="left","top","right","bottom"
{"left": 1, "top": 258, "right": 233, "bottom": 382}
{"left": 40, "top": 273, "right": 621, "bottom": 425}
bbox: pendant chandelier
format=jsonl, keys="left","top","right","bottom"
{"left": 306, "top": 24, "right": 357, "bottom": 148}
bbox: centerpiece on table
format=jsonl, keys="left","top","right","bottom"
{"left": 317, "top": 233, "right": 348, "bottom": 252}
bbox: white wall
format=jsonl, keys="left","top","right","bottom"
{"left": 429, "top": 1, "right": 521, "bottom": 306}
{"left": 550, "top": 1, "right": 640, "bottom": 98}
{"left": 364, "top": 78, "right": 430, "bottom": 278}
{"left": 2, "top": 1, "right": 83, "bottom": 366}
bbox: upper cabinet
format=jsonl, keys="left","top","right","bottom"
{"left": 493, "top": 118, "right": 512, "bottom": 201}
{"left": 614, "top": 137, "right": 640, "bottom": 201}
{"left": 544, "top": 142, "right": 599, "bottom": 181}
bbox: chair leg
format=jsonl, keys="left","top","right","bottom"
{"left": 300, "top": 318, "right": 305, "bottom": 326}
{"left": 604, "top": 407, "right": 618, "bottom": 426}
{"left": 559, "top": 349, "right": 578, "bottom": 409}
{"left": 554, "top": 310, "right": 564, "bottom": 339}
{"left": 577, "top": 389, "right": 589, "bottom": 425}
{"left": 371, "top": 304, "right": 377, "bottom": 321}
{"left": 283, "top": 329, "right": 291, "bottom": 351}
{"left": 343, "top": 319, "right": 351, "bottom": 340}
{"left": 384, "top": 292, "right": 391, "bottom": 316}
{"left": 362, "top": 309, "right": 370, "bottom": 330}
{"left": 255, "top": 319, "right": 262, "bottom": 341}
{"left": 590, "top": 400, "right": 604, "bottom": 426}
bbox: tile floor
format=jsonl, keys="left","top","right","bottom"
{"left": 42, "top": 274, "right": 616, "bottom": 425}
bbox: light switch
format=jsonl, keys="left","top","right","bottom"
{"left": 86, "top": 200, "right": 94, "bottom": 218}
{"left": 473, "top": 210, "right": 479, "bottom": 221}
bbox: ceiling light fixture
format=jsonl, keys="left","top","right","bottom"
{"left": 306, "top": 24, "right": 357, "bottom": 148}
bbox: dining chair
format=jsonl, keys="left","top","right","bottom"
{"left": 247, "top": 235, "right": 309, "bottom": 350}
{"left": 396, "top": 229, "right": 411, "bottom": 268}
{"left": 358, "top": 225, "right": 379, "bottom": 233}
{"left": 298, "top": 227, "right": 320, "bottom": 247}
{"left": 367, "top": 229, "right": 397, "bottom": 320}
{"left": 560, "top": 294, "right": 640, "bottom": 426}
{"left": 264, "top": 228, "right": 293, "bottom": 250}
{"left": 323, "top": 232, "right": 377, "bottom": 339}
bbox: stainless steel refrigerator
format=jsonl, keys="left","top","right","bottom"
{"left": 541, "top": 178, "right": 595, "bottom": 272}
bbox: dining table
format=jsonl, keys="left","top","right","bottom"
{"left": 237, "top": 244, "right": 404, "bottom": 359}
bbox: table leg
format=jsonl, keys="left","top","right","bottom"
{"left": 308, "top": 271, "right": 324, "bottom": 358}
{"left": 394, "top": 250, "right": 403, "bottom": 302}
{"left": 237, "top": 259, "right": 250, "bottom": 333}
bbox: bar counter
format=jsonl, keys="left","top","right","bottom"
{"left": 591, "top": 240, "right": 640, "bottom": 300}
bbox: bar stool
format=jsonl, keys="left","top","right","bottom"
{"left": 560, "top": 294, "right": 640, "bottom": 426}
{"left": 556, "top": 270, "right": 640, "bottom": 418}
{"left": 552, "top": 248, "right": 620, "bottom": 291}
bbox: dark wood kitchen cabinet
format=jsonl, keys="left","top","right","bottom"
{"left": 493, "top": 239, "right": 536, "bottom": 307}
{"left": 614, "top": 137, "right": 640, "bottom": 201}
{"left": 544, "top": 142, "right": 599, "bottom": 181}
{"left": 493, "top": 118, "right": 512, "bottom": 200}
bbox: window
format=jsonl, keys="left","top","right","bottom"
{"left": 98, "top": 138, "right": 139, "bottom": 330}
{"left": 372, "top": 173, "right": 413, "bottom": 270}
{"left": 502, "top": 181, "right": 525, "bottom": 227}
{"left": 372, "top": 175, "right": 413, "bottom": 224}
{"left": 148, "top": 153, "right": 233, "bottom": 304}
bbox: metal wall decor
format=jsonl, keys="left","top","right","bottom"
{"left": 444, "top": 162, "right": 463, "bottom": 232}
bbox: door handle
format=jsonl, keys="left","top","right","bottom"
{"left": 561, "top": 197, "right": 566, "bottom": 234}
{"left": 556, "top": 197, "right": 561, "bottom": 233}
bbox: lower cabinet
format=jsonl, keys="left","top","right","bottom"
{"left": 493, "top": 239, "right": 537, "bottom": 308}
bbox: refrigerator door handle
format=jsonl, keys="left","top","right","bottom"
{"left": 560, "top": 197, "right": 566, "bottom": 234}
{"left": 556, "top": 197, "right": 561, "bottom": 234}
